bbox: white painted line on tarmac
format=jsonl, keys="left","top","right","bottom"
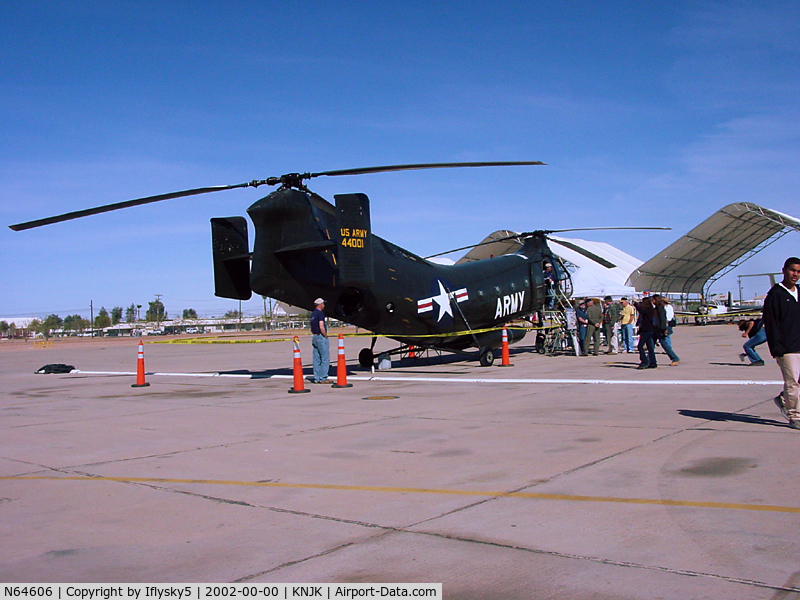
{"left": 349, "top": 376, "right": 784, "bottom": 386}
{"left": 73, "top": 370, "right": 257, "bottom": 378}
{"left": 70, "top": 370, "right": 782, "bottom": 386}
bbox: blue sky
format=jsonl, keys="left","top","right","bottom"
{"left": 2, "top": 1, "right": 799, "bottom": 319}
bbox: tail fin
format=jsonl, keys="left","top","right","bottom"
{"left": 211, "top": 217, "right": 251, "bottom": 300}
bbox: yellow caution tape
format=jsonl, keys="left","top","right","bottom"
{"left": 151, "top": 323, "right": 561, "bottom": 344}
{"left": 342, "top": 323, "right": 559, "bottom": 339}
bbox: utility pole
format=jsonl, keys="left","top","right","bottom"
{"left": 736, "top": 273, "right": 780, "bottom": 303}
{"left": 155, "top": 294, "right": 163, "bottom": 328}
{"left": 90, "top": 300, "right": 94, "bottom": 338}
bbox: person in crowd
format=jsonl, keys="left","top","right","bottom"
{"left": 585, "top": 298, "right": 603, "bottom": 356}
{"left": 619, "top": 297, "right": 636, "bottom": 353}
{"left": 653, "top": 295, "right": 680, "bottom": 366}
{"left": 763, "top": 257, "right": 800, "bottom": 429}
{"left": 602, "top": 296, "right": 621, "bottom": 354}
{"left": 738, "top": 317, "right": 766, "bottom": 366}
{"left": 575, "top": 300, "right": 588, "bottom": 355}
{"left": 634, "top": 296, "right": 658, "bottom": 369}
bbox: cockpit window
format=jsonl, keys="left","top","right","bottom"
{"left": 549, "top": 257, "right": 569, "bottom": 281}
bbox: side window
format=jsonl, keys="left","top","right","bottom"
{"left": 552, "top": 258, "right": 568, "bottom": 281}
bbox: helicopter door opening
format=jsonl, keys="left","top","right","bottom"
{"left": 531, "top": 263, "right": 545, "bottom": 308}
{"left": 550, "top": 256, "right": 572, "bottom": 300}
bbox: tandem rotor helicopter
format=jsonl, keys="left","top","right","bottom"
{"left": 10, "top": 162, "right": 666, "bottom": 367}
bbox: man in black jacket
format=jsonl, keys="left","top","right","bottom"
{"left": 763, "top": 257, "right": 800, "bottom": 429}
{"left": 634, "top": 297, "right": 658, "bottom": 369}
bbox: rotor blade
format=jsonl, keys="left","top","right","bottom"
{"left": 547, "top": 238, "right": 617, "bottom": 269}
{"left": 424, "top": 225, "right": 672, "bottom": 261}
{"left": 425, "top": 233, "right": 529, "bottom": 260}
{"left": 10, "top": 161, "right": 547, "bottom": 231}
{"left": 9, "top": 182, "right": 256, "bottom": 231}
{"left": 545, "top": 226, "right": 671, "bottom": 234}
{"left": 311, "top": 161, "right": 546, "bottom": 178}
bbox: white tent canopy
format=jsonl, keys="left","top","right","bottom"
{"left": 549, "top": 236, "right": 641, "bottom": 298}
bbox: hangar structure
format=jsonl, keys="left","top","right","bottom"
{"left": 626, "top": 202, "right": 800, "bottom": 297}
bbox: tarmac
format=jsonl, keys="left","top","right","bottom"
{"left": 1, "top": 325, "right": 798, "bottom": 598}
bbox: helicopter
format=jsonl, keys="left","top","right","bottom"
{"left": 9, "top": 162, "right": 665, "bottom": 367}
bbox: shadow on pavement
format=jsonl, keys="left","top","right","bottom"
{"left": 678, "top": 409, "right": 787, "bottom": 428}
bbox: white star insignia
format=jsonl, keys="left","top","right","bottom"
{"left": 416, "top": 280, "right": 469, "bottom": 322}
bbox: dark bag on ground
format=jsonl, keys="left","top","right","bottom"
{"left": 35, "top": 364, "right": 75, "bottom": 374}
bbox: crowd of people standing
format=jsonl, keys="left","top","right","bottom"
{"left": 573, "top": 294, "right": 679, "bottom": 368}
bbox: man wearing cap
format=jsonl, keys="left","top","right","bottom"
{"left": 544, "top": 262, "right": 557, "bottom": 309}
{"left": 310, "top": 298, "right": 330, "bottom": 384}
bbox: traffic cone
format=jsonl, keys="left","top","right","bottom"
{"left": 408, "top": 345, "right": 416, "bottom": 359}
{"left": 132, "top": 340, "right": 150, "bottom": 387}
{"left": 499, "top": 327, "right": 513, "bottom": 367}
{"left": 332, "top": 334, "right": 353, "bottom": 388}
{"left": 288, "top": 336, "right": 310, "bottom": 394}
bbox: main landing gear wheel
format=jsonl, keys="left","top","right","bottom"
{"left": 358, "top": 348, "right": 374, "bottom": 368}
{"left": 479, "top": 347, "right": 495, "bottom": 367}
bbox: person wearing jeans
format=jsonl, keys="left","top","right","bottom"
{"left": 738, "top": 318, "right": 767, "bottom": 365}
{"left": 619, "top": 297, "right": 636, "bottom": 353}
{"left": 310, "top": 298, "right": 330, "bottom": 383}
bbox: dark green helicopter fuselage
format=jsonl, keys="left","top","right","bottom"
{"left": 213, "top": 187, "right": 564, "bottom": 352}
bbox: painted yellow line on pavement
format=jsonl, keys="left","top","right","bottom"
{"left": 5, "top": 475, "right": 799, "bottom": 514}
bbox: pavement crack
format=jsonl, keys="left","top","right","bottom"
{"left": 412, "top": 529, "right": 800, "bottom": 594}
{"left": 233, "top": 530, "right": 395, "bottom": 583}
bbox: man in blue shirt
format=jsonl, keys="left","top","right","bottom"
{"left": 310, "top": 298, "right": 330, "bottom": 384}
{"left": 544, "top": 263, "right": 557, "bottom": 309}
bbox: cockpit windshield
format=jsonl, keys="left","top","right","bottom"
{"left": 548, "top": 256, "right": 569, "bottom": 281}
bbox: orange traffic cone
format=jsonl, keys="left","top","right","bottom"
{"left": 132, "top": 340, "right": 150, "bottom": 387}
{"left": 408, "top": 345, "right": 416, "bottom": 359}
{"left": 499, "top": 327, "right": 513, "bottom": 367}
{"left": 288, "top": 336, "right": 310, "bottom": 394}
{"left": 332, "top": 334, "right": 353, "bottom": 388}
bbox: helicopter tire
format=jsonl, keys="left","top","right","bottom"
{"left": 479, "top": 347, "right": 495, "bottom": 367}
{"left": 358, "top": 348, "right": 374, "bottom": 368}
{"left": 536, "top": 333, "right": 546, "bottom": 354}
